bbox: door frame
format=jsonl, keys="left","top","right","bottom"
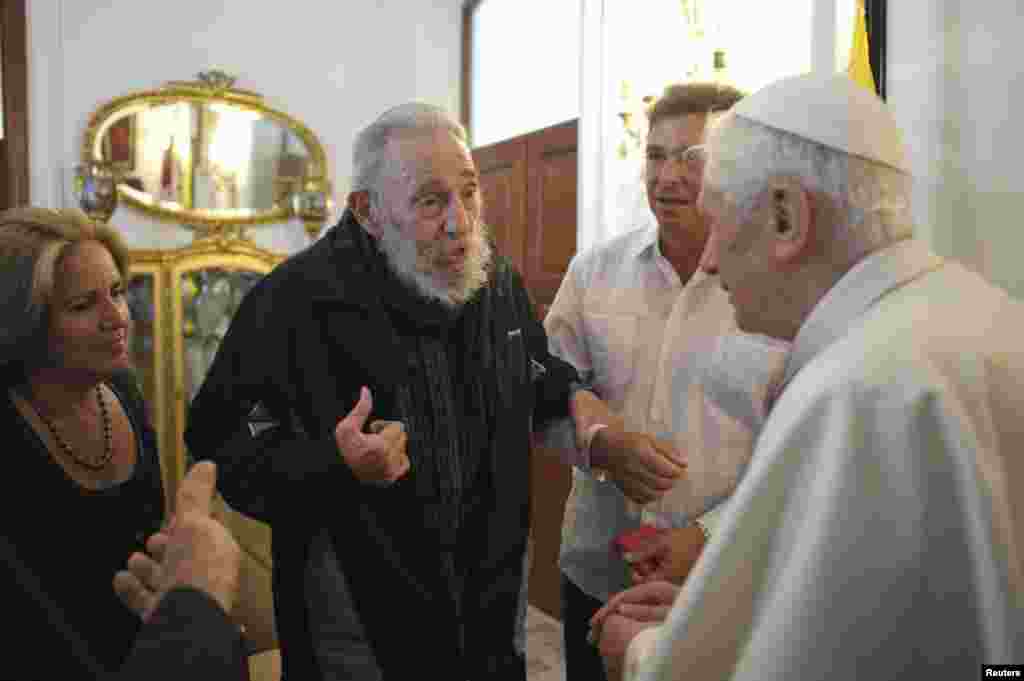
{"left": 2, "top": 0, "right": 29, "bottom": 206}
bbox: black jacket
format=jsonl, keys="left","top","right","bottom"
{"left": 185, "top": 214, "right": 579, "bottom": 680}
{"left": 116, "top": 587, "right": 249, "bottom": 681}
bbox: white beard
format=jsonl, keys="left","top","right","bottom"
{"left": 376, "top": 220, "right": 493, "bottom": 309}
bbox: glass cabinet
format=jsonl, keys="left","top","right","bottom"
{"left": 127, "top": 233, "right": 282, "bottom": 513}
{"left": 127, "top": 233, "right": 283, "bottom": 657}
{"left": 125, "top": 265, "right": 164, "bottom": 456}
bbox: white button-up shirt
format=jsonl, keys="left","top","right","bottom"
{"left": 542, "top": 227, "right": 783, "bottom": 601}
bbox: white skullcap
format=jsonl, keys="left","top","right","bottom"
{"left": 732, "top": 72, "right": 909, "bottom": 173}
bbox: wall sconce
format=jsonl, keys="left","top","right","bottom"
{"left": 72, "top": 161, "right": 121, "bottom": 223}
{"left": 290, "top": 175, "right": 335, "bottom": 240}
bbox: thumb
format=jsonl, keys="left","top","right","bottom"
{"left": 176, "top": 460, "right": 216, "bottom": 518}
{"left": 651, "top": 438, "right": 687, "bottom": 471}
{"left": 337, "top": 387, "right": 373, "bottom": 444}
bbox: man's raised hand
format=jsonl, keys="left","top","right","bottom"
{"left": 334, "top": 386, "right": 410, "bottom": 486}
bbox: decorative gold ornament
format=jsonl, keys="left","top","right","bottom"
{"left": 72, "top": 161, "right": 120, "bottom": 223}
{"left": 82, "top": 70, "right": 333, "bottom": 240}
{"left": 291, "top": 175, "right": 336, "bottom": 240}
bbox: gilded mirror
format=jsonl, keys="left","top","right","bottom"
{"left": 82, "top": 70, "right": 332, "bottom": 237}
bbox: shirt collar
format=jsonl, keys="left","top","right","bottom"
{"left": 654, "top": 228, "right": 719, "bottom": 289}
{"left": 633, "top": 225, "right": 661, "bottom": 260}
{"left": 780, "top": 238, "right": 945, "bottom": 390}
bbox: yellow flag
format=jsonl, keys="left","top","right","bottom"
{"left": 847, "top": 0, "right": 877, "bottom": 93}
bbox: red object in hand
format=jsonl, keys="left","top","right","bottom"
{"left": 612, "top": 524, "right": 666, "bottom": 558}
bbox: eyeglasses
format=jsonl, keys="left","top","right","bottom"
{"left": 646, "top": 144, "right": 708, "bottom": 171}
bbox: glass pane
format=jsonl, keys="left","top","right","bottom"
{"left": 471, "top": 0, "right": 582, "bottom": 146}
{"left": 181, "top": 267, "right": 264, "bottom": 406}
{"left": 126, "top": 272, "right": 156, "bottom": 417}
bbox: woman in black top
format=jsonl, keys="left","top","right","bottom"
{"left": 0, "top": 207, "right": 165, "bottom": 679}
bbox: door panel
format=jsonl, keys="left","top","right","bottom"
{"left": 529, "top": 433, "right": 573, "bottom": 621}
{"left": 1, "top": 0, "right": 29, "bottom": 208}
{"left": 474, "top": 120, "right": 578, "bottom": 621}
{"left": 474, "top": 135, "right": 528, "bottom": 275}
{"left": 525, "top": 120, "right": 577, "bottom": 307}
{"left": 524, "top": 123, "right": 577, "bottom": 618}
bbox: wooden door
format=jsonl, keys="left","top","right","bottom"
{"left": 474, "top": 132, "right": 528, "bottom": 275}
{"left": 474, "top": 120, "right": 578, "bottom": 621}
{"left": 524, "top": 121, "right": 576, "bottom": 621}
{"left": 0, "top": 0, "right": 29, "bottom": 209}
{"left": 525, "top": 119, "right": 577, "bottom": 312}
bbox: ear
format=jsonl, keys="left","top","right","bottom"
{"left": 347, "top": 191, "right": 381, "bottom": 238}
{"left": 767, "top": 176, "right": 812, "bottom": 263}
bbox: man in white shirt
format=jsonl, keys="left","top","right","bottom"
{"left": 594, "top": 72, "right": 1024, "bottom": 680}
{"left": 543, "top": 82, "right": 782, "bottom": 681}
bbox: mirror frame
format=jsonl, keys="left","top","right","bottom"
{"left": 81, "top": 70, "right": 329, "bottom": 230}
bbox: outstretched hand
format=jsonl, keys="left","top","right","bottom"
{"left": 334, "top": 386, "right": 410, "bottom": 486}
{"left": 570, "top": 390, "right": 687, "bottom": 504}
{"left": 590, "top": 580, "right": 681, "bottom": 635}
{"left": 596, "top": 430, "right": 687, "bottom": 505}
{"left": 625, "top": 525, "right": 706, "bottom": 585}
{"left": 112, "top": 461, "right": 241, "bottom": 621}
{"left": 589, "top": 581, "right": 681, "bottom": 681}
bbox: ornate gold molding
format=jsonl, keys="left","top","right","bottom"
{"left": 82, "top": 70, "right": 332, "bottom": 238}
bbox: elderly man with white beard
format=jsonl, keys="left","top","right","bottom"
{"left": 184, "top": 102, "right": 673, "bottom": 681}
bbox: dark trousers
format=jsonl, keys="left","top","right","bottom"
{"left": 561, "top": 575, "right": 608, "bottom": 681}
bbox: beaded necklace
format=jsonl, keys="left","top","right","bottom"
{"left": 28, "top": 385, "right": 113, "bottom": 471}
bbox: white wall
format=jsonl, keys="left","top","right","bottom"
{"left": 889, "top": 1, "right": 1024, "bottom": 299}
{"left": 27, "top": 0, "right": 464, "bottom": 255}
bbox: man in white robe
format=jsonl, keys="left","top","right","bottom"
{"left": 593, "top": 72, "right": 1024, "bottom": 680}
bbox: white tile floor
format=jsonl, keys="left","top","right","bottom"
{"left": 525, "top": 605, "right": 566, "bottom": 681}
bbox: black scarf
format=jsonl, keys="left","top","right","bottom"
{"left": 348, "top": 218, "right": 515, "bottom": 617}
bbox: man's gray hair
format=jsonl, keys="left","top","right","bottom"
{"left": 703, "top": 113, "right": 914, "bottom": 258}
{"left": 351, "top": 102, "right": 469, "bottom": 194}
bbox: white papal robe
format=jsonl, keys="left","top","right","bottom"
{"left": 629, "top": 239, "right": 1024, "bottom": 680}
